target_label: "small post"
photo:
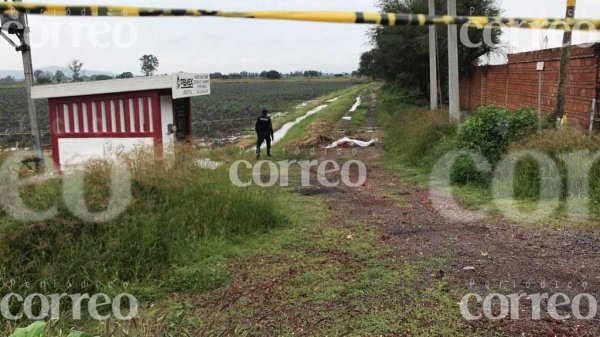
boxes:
[589,98,596,137]
[428,0,438,111]
[536,61,545,132]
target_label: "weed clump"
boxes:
[0,148,288,297]
[457,106,537,164]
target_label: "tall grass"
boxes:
[0,147,288,299]
[379,83,600,218]
[511,127,600,214]
[378,86,456,172]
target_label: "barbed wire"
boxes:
[0,2,599,30]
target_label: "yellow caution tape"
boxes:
[0,2,596,31]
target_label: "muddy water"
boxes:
[271,104,328,144]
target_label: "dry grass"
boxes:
[511,126,600,153]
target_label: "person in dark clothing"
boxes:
[255,109,274,159]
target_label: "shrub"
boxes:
[450,155,490,186]
[508,107,538,141]
[458,106,536,164]
[458,106,510,163]
[512,156,542,201]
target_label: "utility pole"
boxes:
[428,0,438,110]
[1,0,44,168]
[554,0,577,128]
[447,0,460,122]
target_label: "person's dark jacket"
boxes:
[255,115,274,138]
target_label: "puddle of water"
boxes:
[349,96,361,112]
[196,158,223,170]
[296,100,317,109]
[271,104,328,144]
[252,104,329,151]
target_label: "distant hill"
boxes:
[0,69,23,79]
[0,66,117,79]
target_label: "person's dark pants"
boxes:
[256,135,272,156]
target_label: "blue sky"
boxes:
[1,0,600,74]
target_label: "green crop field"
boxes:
[0,86,50,147]
[192,79,362,137]
[0,78,362,147]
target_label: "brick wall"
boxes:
[460,43,599,128]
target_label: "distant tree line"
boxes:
[211,70,284,80]
[29,54,356,85]
[32,67,130,84]
[32,54,158,84]
[209,72,261,80]
[0,76,16,84]
[209,70,353,80]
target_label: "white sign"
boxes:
[172,73,210,99]
[536,61,545,71]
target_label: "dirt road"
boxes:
[305,89,600,335]
[192,89,600,336]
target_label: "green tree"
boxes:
[68,59,84,82]
[54,70,66,83]
[116,71,134,79]
[140,54,159,76]
[91,74,113,81]
[210,72,224,79]
[361,0,502,96]
[260,70,281,80]
[34,70,53,84]
[0,76,15,83]
[357,49,378,77]
[40,71,53,84]
[33,69,44,82]
[303,70,322,77]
